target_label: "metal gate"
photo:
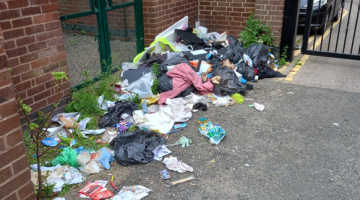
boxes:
[58,0,144,86]
[301,0,360,60]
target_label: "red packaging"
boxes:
[90,190,114,200]
[79,183,104,197]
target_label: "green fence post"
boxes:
[96,0,112,73]
[134,0,145,54]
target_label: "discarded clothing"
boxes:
[110,130,166,166]
[98,101,138,128]
[157,73,197,98]
[163,156,193,173]
[138,54,167,68]
[158,64,214,104]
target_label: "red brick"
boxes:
[11,63,30,76]
[6,129,24,149]
[0,70,12,86]
[39,47,57,58]
[31,57,49,69]
[16,35,36,47]
[60,80,70,91]
[0,2,7,10]
[0,9,21,20]
[3,193,17,200]
[20,52,39,63]
[52,28,62,37]
[30,0,49,5]
[28,41,47,52]
[51,12,60,20]
[36,31,54,41]
[27,83,44,96]
[0,115,20,137]
[12,75,21,85]
[0,55,8,71]
[0,100,18,119]
[25,24,44,35]
[29,99,47,112]
[34,88,50,101]
[18,181,34,199]
[47,36,63,47]
[42,62,58,73]
[21,68,39,80]
[12,17,33,28]
[57,44,65,53]
[44,20,61,31]
[12,155,29,175]
[33,13,52,24]
[7,58,19,68]
[0,167,12,185]
[23,193,36,200]
[15,80,32,92]
[22,96,33,105]
[50,52,66,63]
[21,6,41,16]
[8,0,29,9]
[0,164,30,195]
[41,3,59,13]
[3,28,25,40]
[0,138,5,151]
[4,40,16,50]
[44,79,55,88]
[6,47,28,58]
[0,21,12,31]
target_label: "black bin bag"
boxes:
[109,130,166,166]
[236,62,256,81]
[211,66,246,96]
[98,101,138,128]
[158,56,192,74]
[157,73,197,97]
[243,44,271,67]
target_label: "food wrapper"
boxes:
[198,121,226,145]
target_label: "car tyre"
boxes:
[333,7,341,21]
[318,13,329,35]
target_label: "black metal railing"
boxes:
[301,0,360,60]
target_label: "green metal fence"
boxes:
[59,0,144,87]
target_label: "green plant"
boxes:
[279,45,288,66]
[151,78,159,94]
[70,41,77,45]
[81,30,86,35]
[239,12,277,48]
[152,62,160,76]
[14,72,68,200]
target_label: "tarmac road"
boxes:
[63,79,360,200]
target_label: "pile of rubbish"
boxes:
[32,16,286,200]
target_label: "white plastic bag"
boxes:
[126,71,155,99]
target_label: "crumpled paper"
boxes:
[163,156,193,173]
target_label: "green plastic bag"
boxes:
[51,147,78,167]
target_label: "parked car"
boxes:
[298,0,344,34]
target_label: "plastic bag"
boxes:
[236,62,256,81]
[51,147,78,167]
[243,43,272,67]
[126,71,155,99]
[109,130,166,166]
[121,62,138,77]
[212,96,235,107]
[211,66,246,96]
[76,152,91,167]
[158,56,192,73]
[98,101,138,128]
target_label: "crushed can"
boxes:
[160,170,170,180]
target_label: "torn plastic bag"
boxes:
[122,68,153,84]
[211,66,246,96]
[157,73,197,97]
[109,130,166,166]
[137,106,175,134]
[126,71,156,99]
[243,43,272,67]
[98,101,138,128]
[159,56,192,73]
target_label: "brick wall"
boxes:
[142,0,199,46]
[0,0,71,126]
[199,0,255,38]
[254,0,285,44]
[0,18,36,200]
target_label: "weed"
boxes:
[279,45,288,66]
[296,62,302,66]
[152,62,160,76]
[70,41,77,45]
[80,30,86,35]
[296,38,303,44]
[151,78,159,94]
[239,12,277,48]
[58,184,73,197]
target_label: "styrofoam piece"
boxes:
[155,16,188,43]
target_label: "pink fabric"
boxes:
[158,63,214,104]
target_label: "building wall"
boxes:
[0,0,71,126]
[0,12,36,200]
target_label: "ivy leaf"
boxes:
[30,123,39,130]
